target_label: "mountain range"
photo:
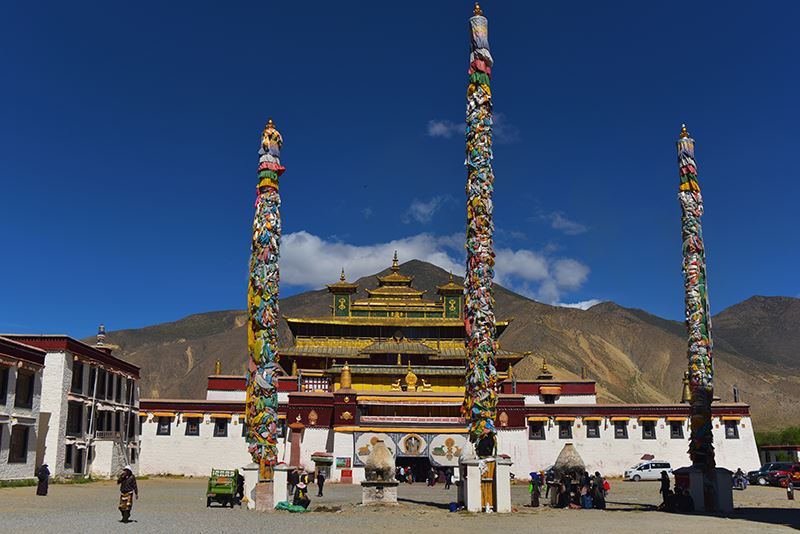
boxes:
[89,260,800,431]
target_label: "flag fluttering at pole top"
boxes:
[246,118,285,480]
[462,2,498,455]
[676,124,717,493]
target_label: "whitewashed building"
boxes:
[5,333,141,479]
[139,364,761,481]
[0,337,45,481]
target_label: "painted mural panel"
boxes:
[353,432,395,466]
[429,434,467,467]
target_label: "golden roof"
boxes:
[326,268,358,292]
[376,251,413,285]
[436,272,464,294]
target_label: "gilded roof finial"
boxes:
[542,355,548,373]
[449,271,454,283]
[340,361,352,390]
[340,267,346,281]
[214,359,222,375]
[391,250,399,271]
[474,2,483,16]
[679,123,690,139]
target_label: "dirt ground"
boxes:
[0,477,797,533]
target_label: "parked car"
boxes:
[747,462,795,486]
[768,463,800,487]
[624,461,672,481]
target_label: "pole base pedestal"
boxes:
[459,456,513,513]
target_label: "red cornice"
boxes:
[523,403,751,417]
[141,399,245,413]
[3,335,140,377]
[207,376,246,391]
[0,337,46,367]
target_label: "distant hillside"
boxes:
[90,260,800,430]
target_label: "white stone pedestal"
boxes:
[241,463,259,510]
[673,465,733,513]
[459,456,513,513]
[241,463,292,511]
[361,481,399,505]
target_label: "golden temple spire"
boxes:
[681,371,692,403]
[391,251,399,272]
[507,363,514,379]
[340,267,346,281]
[340,361,352,389]
[541,355,548,374]
[214,359,221,375]
[473,2,483,16]
[679,123,690,139]
[291,359,298,376]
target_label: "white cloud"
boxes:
[426,120,461,138]
[493,112,520,144]
[280,230,590,304]
[426,113,519,144]
[403,196,448,224]
[543,212,588,235]
[557,299,603,310]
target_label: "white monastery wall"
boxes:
[524,394,597,406]
[0,366,42,480]
[296,427,330,471]
[331,431,355,483]
[518,416,760,478]
[139,414,285,477]
[712,418,760,472]
[39,351,69,475]
[206,390,245,401]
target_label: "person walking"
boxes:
[288,469,299,497]
[660,471,671,506]
[36,464,50,496]
[316,470,325,497]
[529,472,541,507]
[591,471,606,510]
[444,467,453,490]
[545,469,555,499]
[116,465,139,523]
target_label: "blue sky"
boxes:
[1,1,798,338]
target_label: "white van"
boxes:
[624,461,673,481]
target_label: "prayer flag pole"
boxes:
[677,124,717,506]
[463,2,498,455]
[246,119,285,480]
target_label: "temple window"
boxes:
[96,370,106,400]
[14,369,35,409]
[614,421,628,439]
[558,421,573,439]
[642,421,656,440]
[724,421,739,439]
[213,418,228,437]
[528,422,546,440]
[669,422,684,439]
[585,421,600,438]
[71,361,84,394]
[185,419,200,436]
[0,366,8,405]
[65,444,73,469]
[8,425,29,463]
[156,417,171,436]
[66,401,83,436]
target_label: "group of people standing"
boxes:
[529,470,608,510]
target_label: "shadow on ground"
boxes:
[606,500,799,530]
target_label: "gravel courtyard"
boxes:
[1,477,797,533]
